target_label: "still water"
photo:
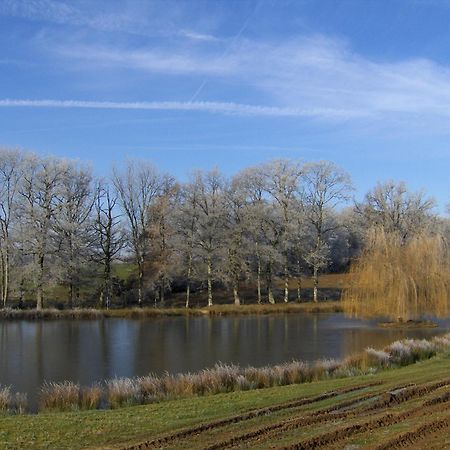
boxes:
[1,313,449,407]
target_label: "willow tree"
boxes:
[343,228,450,321]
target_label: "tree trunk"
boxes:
[233,278,240,306]
[69,281,74,309]
[36,254,44,310]
[186,282,191,309]
[256,243,262,304]
[160,279,165,306]
[185,252,192,308]
[313,265,319,303]
[207,254,213,306]
[297,259,301,302]
[137,257,144,306]
[1,239,9,307]
[284,263,289,303]
[267,261,275,304]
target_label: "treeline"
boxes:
[0,148,445,309]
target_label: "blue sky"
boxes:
[0,0,449,211]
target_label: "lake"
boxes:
[1,312,449,409]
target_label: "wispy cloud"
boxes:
[0,99,365,120]
[41,33,450,123]
[0,0,220,41]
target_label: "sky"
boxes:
[0,0,449,211]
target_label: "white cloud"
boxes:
[0,0,220,41]
[42,33,450,123]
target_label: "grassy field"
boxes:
[1,354,449,449]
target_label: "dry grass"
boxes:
[0,301,343,320]
[0,386,27,415]
[343,228,450,321]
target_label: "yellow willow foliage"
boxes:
[343,228,450,321]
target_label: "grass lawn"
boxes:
[1,354,449,449]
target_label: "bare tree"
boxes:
[356,180,435,241]
[191,169,226,306]
[303,161,353,302]
[93,181,125,308]
[262,160,303,302]
[113,160,164,306]
[235,166,268,304]
[19,155,68,309]
[176,181,200,308]
[223,176,250,305]
[0,148,23,307]
[146,176,178,306]
[54,162,94,308]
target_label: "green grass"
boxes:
[1,355,449,449]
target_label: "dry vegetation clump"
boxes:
[343,228,450,322]
[39,381,81,411]
[0,386,27,414]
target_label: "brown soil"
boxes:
[120,382,380,450]
[374,414,450,450]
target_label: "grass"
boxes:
[0,300,343,320]
[1,353,450,449]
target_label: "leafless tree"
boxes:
[113,160,164,305]
[54,162,94,307]
[356,180,436,241]
[19,155,69,309]
[303,161,353,302]
[93,181,126,308]
[0,148,23,306]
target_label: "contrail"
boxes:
[0,98,364,119]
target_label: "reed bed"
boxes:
[30,332,450,414]
[0,301,343,321]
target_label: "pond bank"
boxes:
[0,301,343,320]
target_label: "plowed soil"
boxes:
[120,377,450,450]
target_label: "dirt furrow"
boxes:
[374,414,450,450]
[279,389,450,450]
[202,389,388,450]
[201,382,435,450]
[120,382,381,450]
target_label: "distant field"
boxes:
[286,272,351,289]
[23,265,350,307]
[1,355,449,449]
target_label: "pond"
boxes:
[1,312,449,409]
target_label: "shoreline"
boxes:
[0,301,344,320]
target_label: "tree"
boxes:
[54,162,94,308]
[191,169,226,306]
[343,228,450,321]
[19,155,68,309]
[223,175,250,305]
[303,161,353,302]
[0,148,23,307]
[146,176,178,306]
[93,181,125,308]
[262,160,303,302]
[176,181,200,308]
[356,180,435,241]
[113,160,164,305]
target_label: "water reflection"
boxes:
[0,313,449,409]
